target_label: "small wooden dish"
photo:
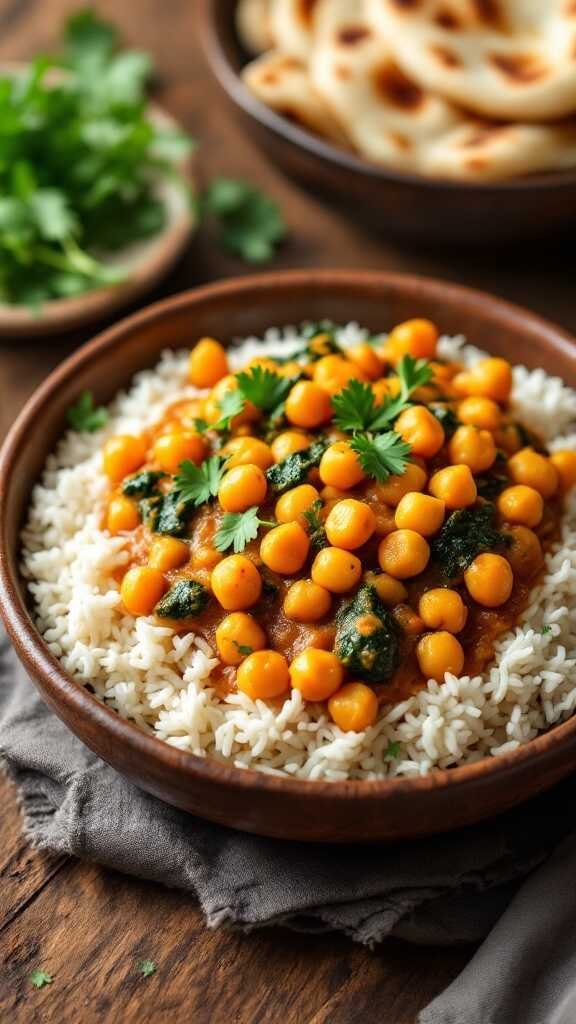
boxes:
[200,0,576,246]
[1,270,575,842]
[0,65,195,339]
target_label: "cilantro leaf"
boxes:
[384,740,401,761]
[214,507,275,554]
[203,178,286,264]
[172,457,227,507]
[332,357,433,434]
[30,970,53,989]
[137,959,157,978]
[350,432,411,484]
[302,500,327,550]
[66,390,108,432]
[212,390,245,432]
[540,625,552,636]
[236,366,292,414]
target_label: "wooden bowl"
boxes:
[0,65,195,339]
[1,270,575,843]
[200,0,576,246]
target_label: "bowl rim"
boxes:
[2,268,576,805]
[200,0,576,195]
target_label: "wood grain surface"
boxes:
[1,0,574,1020]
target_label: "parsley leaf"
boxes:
[212,390,245,433]
[350,432,411,484]
[30,970,53,989]
[172,457,227,507]
[137,959,157,978]
[214,507,275,554]
[236,366,293,413]
[203,178,286,263]
[66,390,108,432]
[332,357,433,434]
[384,740,401,761]
[302,500,327,550]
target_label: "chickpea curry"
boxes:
[102,320,576,734]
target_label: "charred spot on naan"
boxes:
[430,44,462,69]
[458,123,510,148]
[373,62,425,110]
[490,52,549,85]
[337,25,372,46]
[470,0,507,31]
[298,0,319,25]
[434,8,462,31]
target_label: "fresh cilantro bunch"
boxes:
[331,356,432,483]
[0,9,193,309]
[202,178,286,263]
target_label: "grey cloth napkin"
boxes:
[2,627,576,1023]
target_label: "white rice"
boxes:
[20,324,576,780]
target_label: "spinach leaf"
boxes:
[155,580,208,619]
[431,503,510,579]
[122,470,165,498]
[266,441,326,495]
[335,585,401,684]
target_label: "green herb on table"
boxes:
[172,457,227,507]
[66,390,109,432]
[0,9,194,310]
[30,969,54,989]
[137,959,157,978]
[302,500,327,550]
[350,432,411,484]
[202,178,286,264]
[214,507,275,554]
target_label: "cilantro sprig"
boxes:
[214,507,275,554]
[66,390,109,432]
[172,457,227,507]
[203,178,286,263]
[30,969,54,989]
[236,366,293,414]
[212,390,245,433]
[137,959,157,978]
[332,356,433,433]
[350,432,411,484]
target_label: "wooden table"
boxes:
[1,2,574,1020]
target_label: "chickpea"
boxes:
[453,357,512,403]
[215,612,266,666]
[417,631,465,682]
[372,376,401,405]
[394,492,445,537]
[428,465,477,509]
[188,338,229,388]
[103,434,147,483]
[218,464,267,513]
[378,529,430,579]
[153,431,207,474]
[148,536,189,571]
[495,421,524,455]
[285,381,332,428]
[392,604,425,636]
[211,555,262,610]
[106,495,140,534]
[311,547,362,593]
[319,442,365,490]
[506,447,559,500]
[275,484,320,525]
[223,436,274,471]
[550,450,576,493]
[395,406,445,458]
[328,682,379,732]
[313,355,365,395]
[283,580,332,622]
[385,318,438,361]
[457,396,502,431]
[278,360,304,379]
[247,356,279,372]
[289,648,344,701]
[505,526,544,580]
[237,650,290,700]
[325,498,376,550]
[321,484,350,503]
[448,425,496,474]
[497,485,543,528]
[270,430,312,463]
[260,522,310,575]
[419,589,468,633]
[371,461,427,507]
[192,544,223,570]
[347,343,383,380]
[464,553,513,608]
[120,567,167,616]
[363,570,408,606]
[372,505,397,538]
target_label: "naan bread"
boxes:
[367,0,576,122]
[269,0,321,60]
[236,0,273,55]
[308,0,576,179]
[242,50,351,145]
